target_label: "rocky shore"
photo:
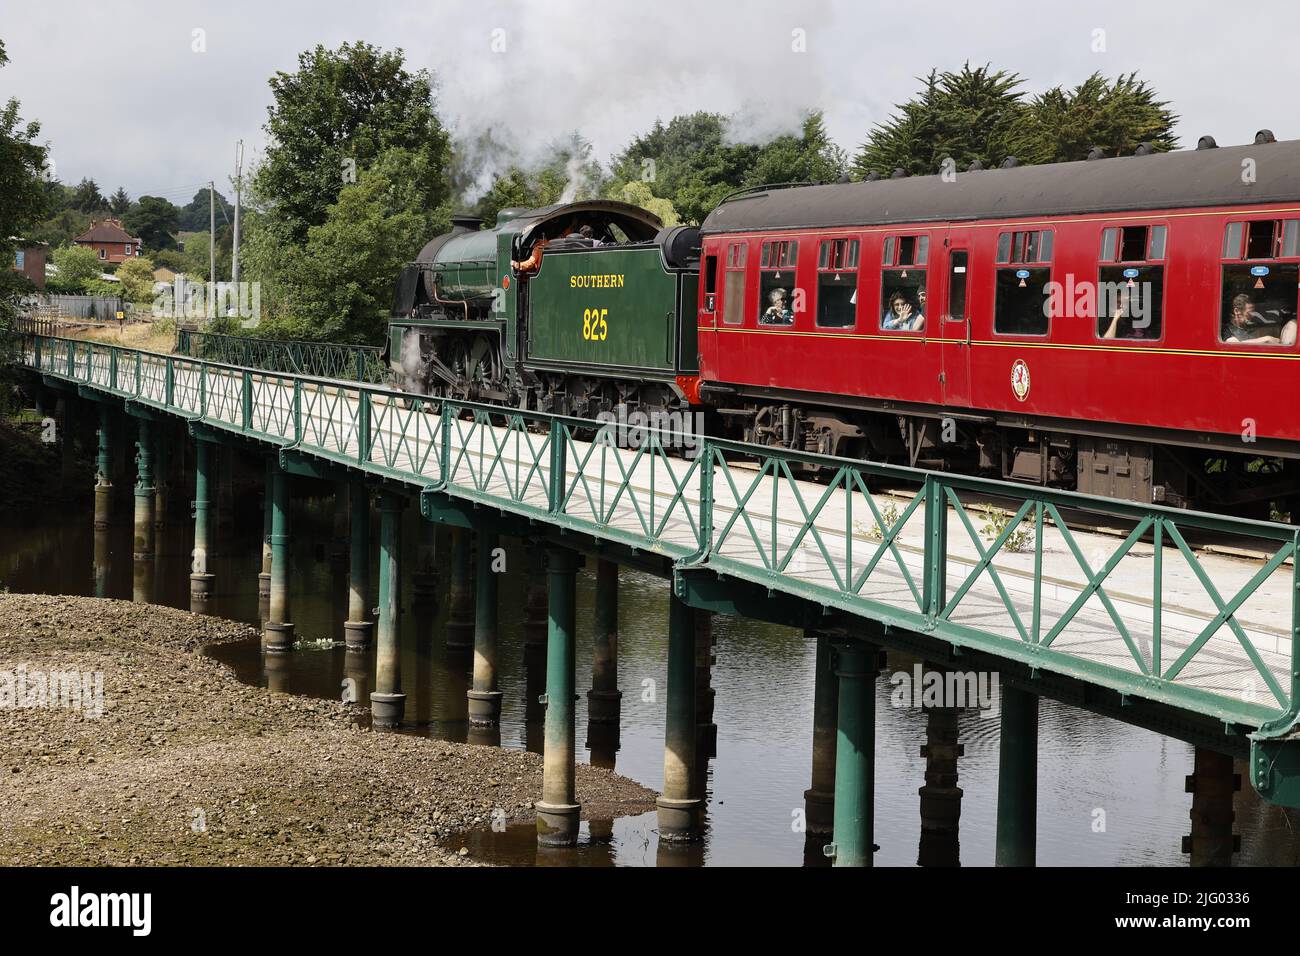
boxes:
[0,594,657,865]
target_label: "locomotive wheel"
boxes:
[466,335,501,395]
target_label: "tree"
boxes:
[744,111,848,188]
[123,195,179,251]
[1013,72,1178,163]
[853,64,1028,178]
[108,186,131,216]
[471,132,604,226]
[116,256,156,303]
[0,37,49,262]
[176,187,230,232]
[50,244,101,293]
[254,42,451,245]
[70,177,107,214]
[248,146,445,343]
[610,180,679,227]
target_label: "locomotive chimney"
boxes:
[450,213,484,233]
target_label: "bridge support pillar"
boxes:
[803,629,838,845]
[370,491,406,728]
[657,591,704,842]
[131,418,155,604]
[263,461,295,652]
[343,480,373,652]
[446,527,474,648]
[825,641,879,867]
[468,530,503,725]
[995,684,1038,867]
[93,403,113,531]
[587,559,622,725]
[918,699,964,867]
[695,609,717,764]
[189,439,216,609]
[257,457,273,618]
[1184,748,1239,866]
[537,546,581,846]
[412,518,439,611]
[523,546,549,648]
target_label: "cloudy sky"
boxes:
[2,0,1296,205]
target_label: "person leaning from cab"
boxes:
[882,290,925,331]
[511,235,548,274]
[761,288,794,325]
[1223,292,1297,345]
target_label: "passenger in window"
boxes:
[882,291,925,331]
[1223,293,1284,344]
[761,288,794,325]
[1101,287,1149,339]
[1281,319,1298,346]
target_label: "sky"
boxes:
[2,0,1297,206]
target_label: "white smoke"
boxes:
[558,153,587,204]
[397,328,427,392]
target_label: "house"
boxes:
[152,265,177,284]
[72,219,143,265]
[11,238,48,289]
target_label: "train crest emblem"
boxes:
[1010,359,1031,401]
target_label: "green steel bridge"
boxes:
[15,331,1300,866]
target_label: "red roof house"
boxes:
[72,219,143,265]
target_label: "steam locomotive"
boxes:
[390,134,1300,517]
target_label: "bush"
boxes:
[116,256,156,303]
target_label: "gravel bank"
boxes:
[0,594,657,865]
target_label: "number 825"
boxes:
[582,308,609,341]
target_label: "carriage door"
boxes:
[939,230,973,409]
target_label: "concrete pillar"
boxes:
[131,418,155,604]
[536,546,580,846]
[658,591,703,842]
[189,439,216,609]
[93,403,113,531]
[523,544,549,648]
[343,479,372,652]
[257,457,273,618]
[370,491,406,728]
[263,461,295,652]
[468,529,503,726]
[588,558,622,724]
[446,527,474,647]
[93,525,111,600]
[918,698,964,867]
[804,629,838,839]
[1184,748,1239,866]
[995,684,1038,867]
[826,641,878,867]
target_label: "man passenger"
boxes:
[1223,293,1283,344]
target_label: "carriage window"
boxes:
[722,242,746,326]
[1220,220,1298,346]
[947,252,968,321]
[880,234,928,332]
[758,240,798,326]
[994,230,1053,335]
[1097,224,1166,340]
[816,238,858,328]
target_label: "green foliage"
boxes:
[50,244,101,291]
[609,181,679,227]
[70,177,107,214]
[605,110,844,225]
[1012,72,1179,164]
[123,195,179,251]
[254,41,450,245]
[248,146,446,343]
[116,256,156,303]
[974,504,1035,553]
[176,188,231,233]
[854,63,1179,178]
[0,43,49,264]
[865,500,902,541]
[854,64,1029,178]
[108,186,131,216]
[470,132,602,226]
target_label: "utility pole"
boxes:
[232,140,244,286]
[208,180,215,289]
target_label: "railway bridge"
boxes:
[12,328,1300,866]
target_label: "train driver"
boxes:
[882,290,925,331]
[761,288,794,325]
[511,236,548,275]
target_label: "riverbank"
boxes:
[0,594,657,865]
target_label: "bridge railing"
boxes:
[20,333,1300,735]
[174,329,391,385]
